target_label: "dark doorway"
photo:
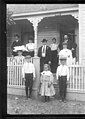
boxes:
[21,32,34,45]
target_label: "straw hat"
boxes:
[59,55,67,60]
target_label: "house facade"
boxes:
[7,4,85,101]
[7,4,79,60]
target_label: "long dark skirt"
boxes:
[51,50,58,73]
[58,76,67,101]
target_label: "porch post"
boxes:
[33,19,38,57]
[27,17,43,56]
[27,17,43,99]
[79,4,85,64]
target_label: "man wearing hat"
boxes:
[58,41,73,65]
[38,39,51,72]
[22,55,35,99]
[59,35,73,50]
[56,55,69,102]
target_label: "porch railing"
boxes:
[68,65,85,91]
[7,57,85,92]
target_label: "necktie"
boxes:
[43,45,45,53]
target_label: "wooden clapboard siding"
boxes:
[79,5,85,64]
[37,28,60,48]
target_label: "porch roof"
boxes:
[7,4,78,15]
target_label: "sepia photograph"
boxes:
[7,4,85,114]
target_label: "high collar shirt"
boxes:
[50,43,58,51]
[22,62,35,78]
[56,65,69,81]
[26,43,35,51]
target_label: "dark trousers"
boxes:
[25,73,33,98]
[58,76,67,101]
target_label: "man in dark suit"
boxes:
[59,35,73,50]
[63,34,77,59]
[38,39,51,72]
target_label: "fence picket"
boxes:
[75,67,79,89]
[69,67,71,89]
[73,66,75,90]
[83,67,85,90]
[82,67,84,90]
[79,67,81,89]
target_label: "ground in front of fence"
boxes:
[7,94,85,114]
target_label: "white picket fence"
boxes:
[7,57,85,92]
[7,57,33,88]
[69,65,85,91]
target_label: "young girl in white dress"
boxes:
[40,64,55,102]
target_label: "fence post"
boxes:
[32,56,40,99]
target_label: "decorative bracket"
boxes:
[71,13,79,21]
[27,17,44,28]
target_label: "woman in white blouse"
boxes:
[26,38,35,57]
[50,38,59,73]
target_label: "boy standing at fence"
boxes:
[56,55,69,102]
[22,55,35,99]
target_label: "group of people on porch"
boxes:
[11,33,77,73]
[10,33,77,103]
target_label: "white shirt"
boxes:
[22,62,35,78]
[56,65,69,81]
[42,45,46,57]
[26,43,35,51]
[50,43,58,51]
[59,48,73,65]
